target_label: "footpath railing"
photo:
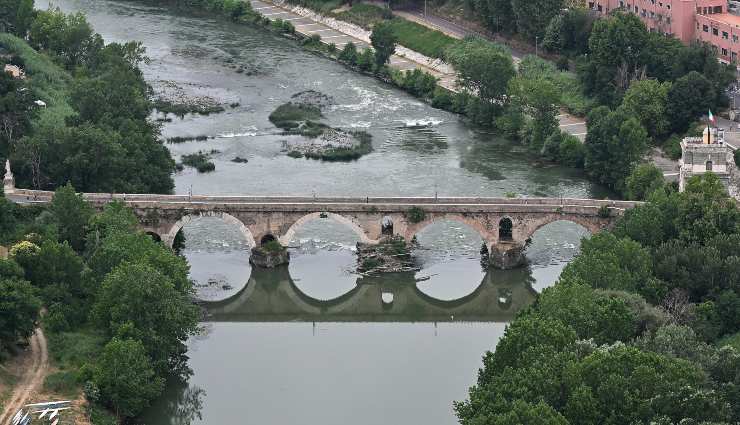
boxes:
[7,188,640,210]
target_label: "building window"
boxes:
[706,161,713,171]
[704,25,709,32]
[733,51,738,63]
[723,31,729,39]
[667,4,670,9]
[722,48,728,56]
[635,5,638,13]
[597,4,602,11]
[713,28,719,36]
[714,6,723,13]
[667,16,671,24]
[734,35,739,43]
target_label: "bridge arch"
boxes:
[405,213,494,243]
[519,214,607,243]
[163,211,256,249]
[279,212,374,245]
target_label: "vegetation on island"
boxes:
[270,100,373,161]
[0,184,200,421]
[180,150,217,173]
[0,4,177,193]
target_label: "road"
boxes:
[392,8,587,139]
[0,328,49,425]
[249,0,587,139]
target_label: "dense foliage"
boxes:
[0,184,199,419]
[457,174,740,424]
[1,6,175,193]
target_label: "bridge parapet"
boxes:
[6,187,642,270]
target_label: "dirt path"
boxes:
[0,328,49,425]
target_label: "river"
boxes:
[38,0,606,423]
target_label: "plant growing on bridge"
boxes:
[597,204,611,219]
[405,206,426,224]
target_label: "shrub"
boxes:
[357,48,375,72]
[282,20,295,34]
[598,205,610,218]
[431,87,453,110]
[662,135,682,160]
[734,149,740,167]
[327,43,337,54]
[181,151,216,173]
[261,240,286,253]
[558,134,585,168]
[406,206,426,223]
[338,42,358,65]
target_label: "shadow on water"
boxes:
[203,265,538,323]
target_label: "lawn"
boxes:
[385,18,460,59]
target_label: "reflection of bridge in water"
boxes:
[204,266,539,322]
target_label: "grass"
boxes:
[46,328,107,371]
[269,102,322,130]
[384,18,460,59]
[0,33,75,130]
[718,332,740,351]
[43,370,79,397]
[517,55,593,116]
[334,4,392,29]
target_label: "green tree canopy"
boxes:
[584,106,648,192]
[446,38,515,105]
[93,337,164,418]
[92,262,199,373]
[0,278,40,350]
[370,22,397,68]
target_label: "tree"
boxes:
[49,182,93,252]
[85,201,139,253]
[356,47,374,72]
[370,22,397,68]
[535,282,639,344]
[0,278,40,350]
[559,232,661,301]
[509,74,560,150]
[14,0,34,37]
[92,262,199,373]
[584,106,648,191]
[29,9,103,69]
[88,230,191,293]
[446,38,515,105]
[666,71,714,134]
[511,0,564,40]
[94,337,164,418]
[579,12,649,105]
[619,79,671,140]
[482,0,516,34]
[625,163,665,200]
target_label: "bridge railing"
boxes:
[7,188,639,209]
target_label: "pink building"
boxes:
[589,0,740,65]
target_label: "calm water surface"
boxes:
[40,1,602,423]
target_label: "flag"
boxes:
[709,109,715,124]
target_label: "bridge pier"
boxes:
[487,242,526,270]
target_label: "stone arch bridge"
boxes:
[7,188,639,269]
